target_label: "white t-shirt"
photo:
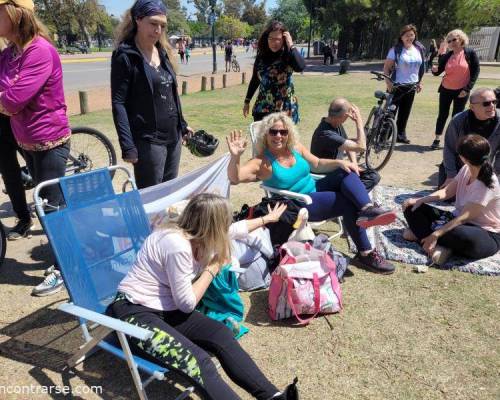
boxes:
[453,165,500,233]
[117,220,249,312]
[387,45,422,84]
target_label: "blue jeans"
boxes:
[305,170,372,251]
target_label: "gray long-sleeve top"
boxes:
[443,109,500,179]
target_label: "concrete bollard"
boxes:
[182,81,188,95]
[210,76,215,90]
[201,76,207,91]
[222,74,227,88]
[79,91,89,114]
[241,72,246,84]
[339,59,351,75]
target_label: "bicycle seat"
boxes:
[374,90,386,100]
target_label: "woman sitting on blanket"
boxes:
[107,193,299,400]
[227,112,397,274]
[403,134,500,264]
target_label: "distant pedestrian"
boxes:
[243,20,305,123]
[111,0,194,190]
[224,40,233,72]
[323,43,333,65]
[178,38,185,63]
[426,39,437,72]
[185,45,191,64]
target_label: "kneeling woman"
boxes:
[107,193,296,400]
[227,112,397,274]
[403,134,500,264]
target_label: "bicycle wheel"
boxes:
[67,127,117,175]
[232,62,240,72]
[0,221,6,267]
[365,116,397,171]
[358,106,377,164]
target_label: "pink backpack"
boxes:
[268,241,342,324]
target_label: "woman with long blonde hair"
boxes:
[107,193,300,399]
[111,0,194,189]
[0,0,70,296]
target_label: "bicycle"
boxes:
[362,71,417,171]
[21,126,117,189]
[231,54,240,72]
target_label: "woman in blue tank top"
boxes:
[227,112,397,274]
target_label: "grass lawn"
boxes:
[65,71,500,399]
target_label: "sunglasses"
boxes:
[268,128,289,136]
[447,38,458,43]
[471,99,497,107]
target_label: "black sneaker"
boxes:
[353,250,395,274]
[276,377,299,400]
[430,139,440,150]
[356,204,396,228]
[7,218,34,240]
[396,135,410,144]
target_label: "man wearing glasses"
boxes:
[439,87,499,188]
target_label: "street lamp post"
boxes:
[307,0,314,59]
[209,0,217,74]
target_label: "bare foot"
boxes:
[403,228,418,242]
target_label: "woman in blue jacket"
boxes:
[111,0,193,189]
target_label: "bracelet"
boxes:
[204,269,216,279]
[261,216,266,226]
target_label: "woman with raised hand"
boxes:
[112,0,193,189]
[228,112,398,274]
[403,134,500,265]
[243,20,305,123]
[383,24,426,144]
[430,29,480,150]
[107,193,298,400]
[0,0,71,296]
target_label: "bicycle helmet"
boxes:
[186,130,219,157]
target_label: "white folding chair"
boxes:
[248,121,344,240]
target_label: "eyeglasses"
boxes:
[471,100,497,107]
[447,38,458,43]
[268,128,289,136]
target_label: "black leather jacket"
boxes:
[111,41,188,160]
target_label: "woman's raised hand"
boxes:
[265,202,287,223]
[283,31,294,49]
[226,130,248,156]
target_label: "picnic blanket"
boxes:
[348,185,500,276]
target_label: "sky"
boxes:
[100,0,277,19]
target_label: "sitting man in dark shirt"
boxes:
[439,87,499,188]
[310,98,380,192]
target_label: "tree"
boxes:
[224,0,244,18]
[189,0,212,23]
[215,14,252,39]
[241,0,267,26]
[161,0,190,34]
[456,0,500,31]
[271,0,309,41]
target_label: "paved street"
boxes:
[62,48,256,92]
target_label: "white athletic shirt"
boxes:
[387,45,422,84]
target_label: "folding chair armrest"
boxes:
[260,184,313,205]
[59,303,153,341]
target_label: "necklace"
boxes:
[136,42,160,70]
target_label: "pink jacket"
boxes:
[0,37,70,149]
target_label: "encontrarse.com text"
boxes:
[0,385,103,396]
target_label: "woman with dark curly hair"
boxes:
[243,21,305,123]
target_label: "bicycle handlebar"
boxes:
[370,71,393,83]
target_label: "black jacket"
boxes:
[432,47,480,93]
[111,41,188,160]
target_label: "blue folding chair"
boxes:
[34,166,194,400]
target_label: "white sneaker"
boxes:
[44,265,56,276]
[32,271,65,297]
[431,245,453,266]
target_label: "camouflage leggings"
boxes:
[108,296,278,400]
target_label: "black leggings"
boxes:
[404,203,500,260]
[435,87,469,136]
[392,84,417,138]
[108,298,279,400]
[0,117,30,221]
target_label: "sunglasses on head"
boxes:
[472,99,497,107]
[268,128,289,136]
[447,38,458,43]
